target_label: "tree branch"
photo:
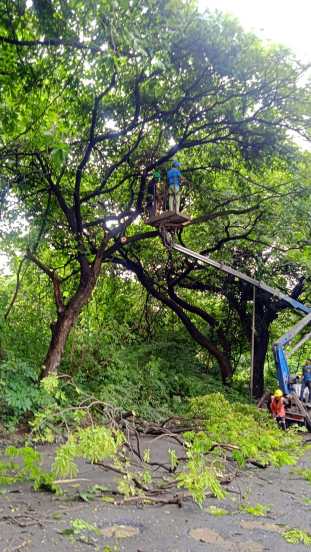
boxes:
[26,251,65,314]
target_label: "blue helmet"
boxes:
[172,160,181,167]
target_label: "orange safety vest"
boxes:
[271,397,286,418]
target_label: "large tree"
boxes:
[111,155,311,395]
[1,0,310,383]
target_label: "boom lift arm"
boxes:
[172,242,311,395]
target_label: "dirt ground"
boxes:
[0,435,311,552]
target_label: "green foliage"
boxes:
[29,375,92,442]
[240,503,271,516]
[78,484,109,503]
[61,518,101,544]
[177,431,225,506]
[53,426,124,478]
[0,446,59,493]
[0,0,310,407]
[0,355,41,423]
[71,313,214,420]
[296,468,311,484]
[117,475,139,498]
[0,3,310,520]
[177,463,225,507]
[282,528,311,545]
[168,448,178,471]
[143,448,151,463]
[68,518,101,536]
[207,505,230,516]
[188,393,300,468]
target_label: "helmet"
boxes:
[172,160,181,167]
[274,389,283,398]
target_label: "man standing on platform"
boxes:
[167,160,182,213]
[146,169,162,218]
[153,169,164,214]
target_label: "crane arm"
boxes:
[172,241,311,395]
[173,243,311,315]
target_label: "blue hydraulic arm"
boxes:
[273,312,311,394]
[172,242,311,394]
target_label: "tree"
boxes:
[1,0,310,380]
[111,156,311,395]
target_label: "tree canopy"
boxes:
[0,0,311,395]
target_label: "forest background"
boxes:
[0,0,311,431]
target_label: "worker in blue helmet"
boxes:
[167,160,182,213]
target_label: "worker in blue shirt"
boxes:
[300,360,311,402]
[167,160,182,213]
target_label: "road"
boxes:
[0,438,311,551]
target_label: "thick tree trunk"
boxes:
[42,280,97,378]
[252,330,270,398]
[42,308,79,377]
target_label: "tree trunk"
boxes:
[251,330,270,398]
[42,281,96,378]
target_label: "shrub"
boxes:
[0,355,41,425]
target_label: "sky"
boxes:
[198,0,311,63]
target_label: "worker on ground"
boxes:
[167,160,182,213]
[300,360,311,403]
[270,389,287,430]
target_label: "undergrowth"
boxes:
[0,333,250,428]
[0,376,304,508]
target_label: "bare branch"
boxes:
[26,251,65,314]
[4,256,27,320]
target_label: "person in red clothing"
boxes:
[270,389,286,430]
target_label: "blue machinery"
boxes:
[147,207,311,426]
[171,242,311,398]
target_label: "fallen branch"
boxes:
[115,492,198,507]
[93,461,151,493]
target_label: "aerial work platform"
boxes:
[147,211,191,230]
